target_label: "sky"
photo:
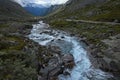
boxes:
[13,0,69,7]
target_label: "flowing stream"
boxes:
[28,21,112,80]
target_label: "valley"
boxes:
[0,0,120,80]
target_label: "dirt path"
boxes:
[66,19,120,25]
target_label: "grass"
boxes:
[48,0,120,22]
[0,21,38,80]
[49,20,120,49]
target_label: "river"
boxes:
[28,21,112,80]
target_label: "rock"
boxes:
[48,58,60,67]
[49,77,58,80]
[38,75,46,80]
[63,70,71,76]
[81,39,89,46]
[97,58,111,72]
[91,48,103,58]
[70,33,75,36]
[112,47,120,52]
[116,34,120,39]
[49,67,63,77]
[62,54,74,63]
[48,45,61,54]
[0,34,4,38]
[61,36,65,38]
[62,54,75,69]
[113,19,119,23]
[109,61,119,72]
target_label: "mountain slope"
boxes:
[0,0,32,20]
[24,4,62,16]
[24,6,49,16]
[48,0,120,79]
[49,0,120,22]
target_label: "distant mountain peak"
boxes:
[13,0,69,7]
[13,0,51,8]
[25,3,51,8]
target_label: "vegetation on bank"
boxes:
[48,18,120,76]
[49,20,120,48]
[0,22,38,80]
[0,0,120,79]
[0,20,62,80]
[48,0,120,22]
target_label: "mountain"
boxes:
[24,3,62,16]
[49,0,120,22]
[24,3,50,16]
[0,0,32,20]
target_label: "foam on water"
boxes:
[28,21,113,80]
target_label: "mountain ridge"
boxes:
[0,0,32,20]
[48,0,120,22]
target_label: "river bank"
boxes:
[0,19,119,80]
[0,20,45,79]
[48,19,120,79]
[28,21,114,80]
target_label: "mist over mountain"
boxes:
[13,0,69,7]
[12,0,68,16]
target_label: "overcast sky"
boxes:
[14,0,69,7]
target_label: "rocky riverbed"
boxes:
[28,21,113,80]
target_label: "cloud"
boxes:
[13,0,69,7]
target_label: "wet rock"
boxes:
[63,70,71,76]
[48,58,60,67]
[48,45,61,54]
[81,39,89,46]
[70,33,75,36]
[62,54,75,69]
[49,67,63,77]
[61,36,65,38]
[62,54,74,63]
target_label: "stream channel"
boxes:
[28,21,112,80]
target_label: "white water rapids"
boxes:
[28,21,112,80]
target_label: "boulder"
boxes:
[62,54,75,69]
[38,75,46,80]
[49,67,63,77]
[48,45,61,54]
[109,61,119,72]
[97,58,111,72]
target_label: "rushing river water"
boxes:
[28,21,112,80]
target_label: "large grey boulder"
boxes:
[62,54,75,69]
